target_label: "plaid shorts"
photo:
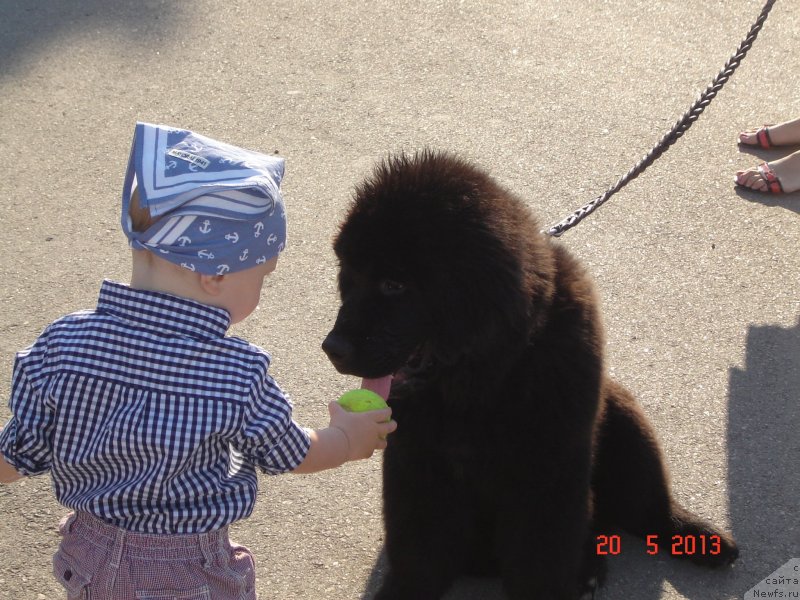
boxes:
[53,512,257,600]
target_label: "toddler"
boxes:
[0,122,396,599]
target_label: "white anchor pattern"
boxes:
[122,122,287,275]
[170,212,284,274]
[168,208,284,274]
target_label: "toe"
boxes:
[735,167,768,191]
[738,130,758,145]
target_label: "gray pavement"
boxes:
[0,1,797,599]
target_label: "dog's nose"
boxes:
[322,332,354,365]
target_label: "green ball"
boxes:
[337,389,389,414]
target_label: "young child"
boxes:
[0,122,396,599]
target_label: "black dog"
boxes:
[323,151,738,600]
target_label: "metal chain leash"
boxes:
[544,0,778,237]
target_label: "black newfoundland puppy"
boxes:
[323,151,738,600]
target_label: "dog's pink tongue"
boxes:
[361,375,393,401]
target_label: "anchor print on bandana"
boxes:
[121,122,288,275]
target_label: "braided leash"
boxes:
[544,0,778,237]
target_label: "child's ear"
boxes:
[199,274,226,296]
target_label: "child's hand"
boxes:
[328,401,397,461]
[292,403,398,474]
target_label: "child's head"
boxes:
[123,122,287,323]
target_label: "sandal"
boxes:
[738,125,774,149]
[735,162,785,194]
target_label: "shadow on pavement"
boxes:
[0,0,183,75]
[727,318,800,592]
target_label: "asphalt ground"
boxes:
[0,1,797,599]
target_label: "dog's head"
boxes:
[323,151,553,380]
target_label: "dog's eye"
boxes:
[380,279,406,296]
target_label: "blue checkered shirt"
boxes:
[0,280,311,534]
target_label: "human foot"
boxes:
[735,149,800,194]
[738,117,800,148]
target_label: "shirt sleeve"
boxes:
[230,365,311,475]
[0,337,55,476]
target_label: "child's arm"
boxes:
[0,430,23,483]
[292,401,396,474]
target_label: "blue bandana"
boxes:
[121,122,287,275]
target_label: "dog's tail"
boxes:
[653,501,739,567]
[592,379,738,568]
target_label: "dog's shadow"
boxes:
[362,550,518,599]
[359,544,669,599]
[359,319,800,599]
[360,550,510,600]
[359,543,724,599]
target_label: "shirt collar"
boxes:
[97,280,232,340]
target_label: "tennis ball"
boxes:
[337,389,389,414]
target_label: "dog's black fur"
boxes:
[323,151,738,600]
